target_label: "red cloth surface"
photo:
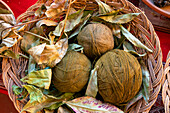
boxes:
[3,0,37,18]
[0,0,170,95]
[156,31,170,62]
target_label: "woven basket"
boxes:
[162,51,170,113]
[2,0,163,112]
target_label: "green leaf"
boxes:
[23,85,44,103]
[12,85,28,101]
[53,8,84,36]
[12,85,23,95]
[85,67,98,98]
[68,43,83,52]
[69,13,91,39]
[22,85,74,113]
[28,38,68,67]
[21,69,52,89]
[95,0,113,14]
[65,96,124,113]
[99,13,140,24]
[140,60,150,103]
[21,27,40,52]
[120,25,153,52]
[123,41,147,57]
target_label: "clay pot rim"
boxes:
[142,0,170,18]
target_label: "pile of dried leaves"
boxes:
[0,0,152,113]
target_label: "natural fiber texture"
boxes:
[2,0,163,112]
[162,51,170,113]
[95,49,142,106]
[77,23,114,59]
[52,51,91,92]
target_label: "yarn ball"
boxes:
[95,49,142,105]
[77,23,114,59]
[52,51,91,92]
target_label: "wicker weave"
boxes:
[2,0,163,112]
[162,51,170,113]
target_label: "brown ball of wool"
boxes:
[52,51,91,92]
[95,49,142,105]
[77,23,114,59]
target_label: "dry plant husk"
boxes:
[95,49,142,106]
[52,51,91,92]
[77,23,114,59]
[1,0,163,112]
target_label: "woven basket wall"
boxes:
[162,51,170,113]
[2,0,163,112]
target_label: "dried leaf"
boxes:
[46,103,63,110]
[0,7,11,14]
[0,46,9,54]
[69,13,91,39]
[99,13,140,24]
[58,106,72,113]
[0,21,12,38]
[140,60,150,103]
[22,85,73,113]
[123,41,147,57]
[68,43,83,52]
[95,0,113,14]
[21,27,40,52]
[3,50,19,59]
[66,96,124,113]
[0,13,15,24]
[15,24,27,32]
[35,5,46,17]
[1,37,17,47]
[53,8,84,36]
[112,24,121,38]
[85,67,98,98]
[36,20,58,28]
[28,55,36,73]
[21,69,52,89]
[49,32,55,45]
[120,25,153,52]
[45,2,65,17]
[125,91,143,111]
[44,109,55,113]
[28,38,68,67]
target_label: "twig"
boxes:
[24,31,50,42]
[56,0,72,43]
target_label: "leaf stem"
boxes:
[56,0,72,43]
[24,31,50,42]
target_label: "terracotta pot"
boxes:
[142,0,170,18]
